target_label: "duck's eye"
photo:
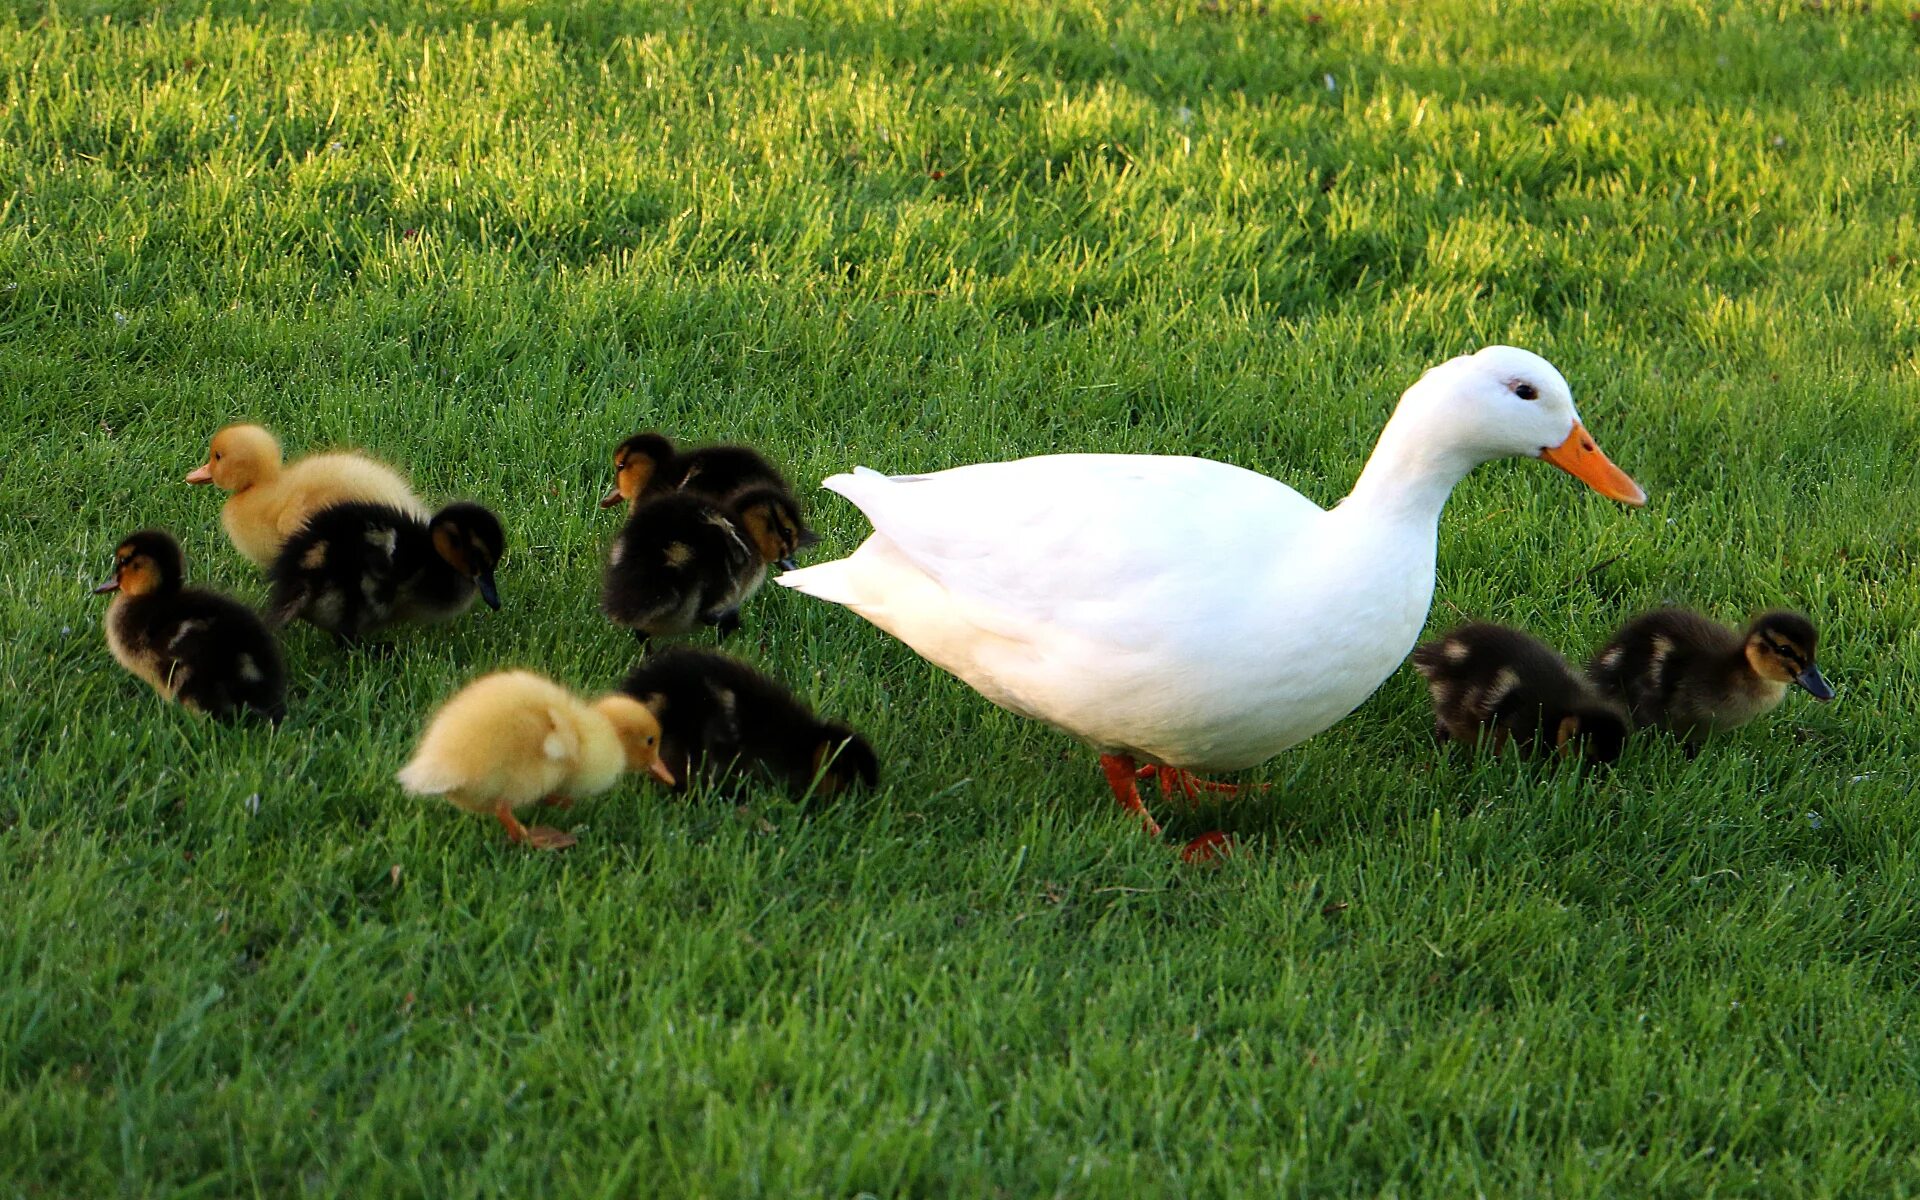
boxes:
[1514,383,1539,401]
[213,452,223,461]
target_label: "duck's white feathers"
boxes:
[779,347,1623,777]
[782,455,1429,770]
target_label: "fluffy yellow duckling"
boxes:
[186,424,426,567]
[396,670,676,850]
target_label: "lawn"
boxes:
[4,0,1920,1194]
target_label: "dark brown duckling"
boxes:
[1411,622,1627,764]
[1588,608,1832,745]
[618,647,878,800]
[92,530,286,722]
[597,431,794,509]
[267,501,506,644]
[601,484,813,642]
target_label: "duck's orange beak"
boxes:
[648,758,676,786]
[185,463,214,485]
[598,485,625,509]
[1540,423,1645,506]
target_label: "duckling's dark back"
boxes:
[171,589,288,722]
[1413,622,1623,762]
[602,493,756,635]
[1587,608,1738,723]
[619,648,877,798]
[670,444,792,505]
[268,502,431,639]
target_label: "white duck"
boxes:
[778,347,1645,836]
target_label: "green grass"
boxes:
[5,0,1920,1194]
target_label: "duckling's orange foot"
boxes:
[523,825,579,851]
[495,805,578,851]
[1135,764,1259,805]
[1100,753,1163,838]
[539,794,575,810]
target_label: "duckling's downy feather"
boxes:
[396,672,636,814]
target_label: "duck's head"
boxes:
[590,694,677,784]
[732,486,819,570]
[1744,611,1832,701]
[1399,347,1645,506]
[600,433,677,509]
[187,424,281,491]
[92,530,184,598]
[429,502,507,610]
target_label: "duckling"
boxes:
[601,485,813,641]
[1411,623,1628,764]
[396,670,677,850]
[187,424,426,567]
[598,431,795,509]
[267,501,506,643]
[91,530,286,722]
[1588,608,1833,745]
[618,647,879,799]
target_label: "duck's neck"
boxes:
[1336,409,1485,530]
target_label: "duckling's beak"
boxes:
[1796,664,1834,701]
[598,485,625,509]
[648,758,676,786]
[1540,423,1646,507]
[775,556,799,572]
[185,463,214,485]
[475,572,502,611]
[90,576,120,595]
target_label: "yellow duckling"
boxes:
[186,424,426,567]
[396,670,676,850]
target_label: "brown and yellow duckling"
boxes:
[1411,622,1628,763]
[1588,608,1833,746]
[92,530,287,722]
[618,647,879,800]
[395,670,676,850]
[598,431,794,509]
[266,501,505,644]
[187,424,426,567]
[602,483,814,642]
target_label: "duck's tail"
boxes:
[776,557,864,606]
[778,468,888,606]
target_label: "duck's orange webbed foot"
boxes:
[495,803,579,851]
[1135,764,1261,804]
[1100,753,1162,838]
[539,794,575,810]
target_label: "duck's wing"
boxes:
[787,454,1323,635]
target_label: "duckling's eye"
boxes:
[213,452,223,461]
[1513,382,1539,401]
[646,735,656,746]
